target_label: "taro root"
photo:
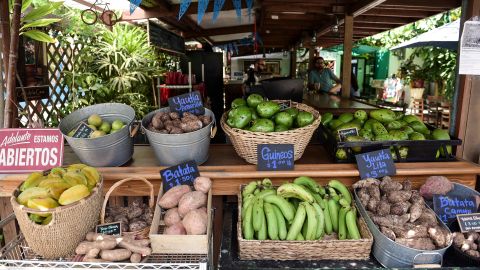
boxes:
[180,120,203,133]
[172,119,182,128]
[169,112,180,120]
[152,113,164,129]
[160,113,171,122]
[169,127,183,134]
[198,115,212,127]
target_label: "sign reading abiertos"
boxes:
[0,129,64,173]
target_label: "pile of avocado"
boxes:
[226,94,315,132]
[321,109,452,160]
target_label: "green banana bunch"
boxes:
[277,183,314,203]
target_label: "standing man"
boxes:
[308,57,342,94]
[243,58,266,96]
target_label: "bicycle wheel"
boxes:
[101,10,118,26]
[81,9,98,25]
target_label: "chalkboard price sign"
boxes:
[257,144,294,171]
[277,101,291,111]
[160,160,200,191]
[72,122,94,138]
[96,222,122,236]
[433,195,478,224]
[457,213,480,233]
[168,91,205,116]
[338,127,359,141]
[355,149,396,179]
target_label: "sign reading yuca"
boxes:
[0,129,64,173]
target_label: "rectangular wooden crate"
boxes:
[149,184,212,254]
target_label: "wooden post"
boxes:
[0,0,10,76]
[0,36,4,128]
[341,14,353,99]
[290,49,297,78]
[4,0,22,128]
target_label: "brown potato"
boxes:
[164,208,181,227]
[194,176,212,193]
[164,222,186,235]
[178,191,207,217]
[158,185,191,209]
[182,208,208,235]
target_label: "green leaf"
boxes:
[23,2,63,22]
[22,30,56,43]
[21,18,61,31]
[21,0,32,13]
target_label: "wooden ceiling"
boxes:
[123,0,461,52]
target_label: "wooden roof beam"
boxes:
[355,15,413,24]
[184,25,253,38]
[363,8,434,18]
[382,0,461,10]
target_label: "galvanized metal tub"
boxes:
[354,189,452,268]
[59,103,135,167]
[141,108,216,166]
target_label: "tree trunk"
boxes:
[0,0,10,76]
[4,0,22,128]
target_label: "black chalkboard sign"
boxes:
[148,21,185,54]
[457,213,480,233]
[338,127,359,141]
[277,101,291,111]
[96,222,122,236]
[72,122,94,138]
[355,149,396,179]
[160,160,200,192]
[257,144,294,171]
[168,91,205,116]
[433,195,478,224]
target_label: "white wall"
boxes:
[230,52,291,79]
[388,48,424,77]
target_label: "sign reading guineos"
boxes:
[257,144,294,171]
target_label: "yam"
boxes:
[118,240,152,256]
[160,113,171,122]
[387,190,412,203]
[357,188,371,208]
[169,112,180,120]
[172,119,182,128]
[180,120,203,133]
[402,180,412,191]
[164,222,187,235]
[419,176,453,199]
[380,226,396,241]
[178,191,207,217]
[158,185,191,209]
[409,201,424,223]
[380,176,403,192]
[414,208,437,227]
[169,127,183,134]
[390,201,411,215]
[367,185,381,201]
[129,220,148,232]
[152,114,164,130]
[182,208,208,235]
[85,248,100,258]
[142,208,154,225]
[352,178,380,189]
[83,258,107,263]
[193,176,212,193]
[372,214,410,228]
[377,197,391,216]
[130,253,142,263]
[127,205,143,220]
[198,115,212,127]
[367,199,379,213]
[164,208,182,226]
[100,249,132,262]
[428,226,451,248]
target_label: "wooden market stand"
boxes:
[1,144,480,267]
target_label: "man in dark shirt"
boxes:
[308,57,342,94]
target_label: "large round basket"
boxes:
[10,169,103,259]
[101,177,154,239]
[221,100,321,164]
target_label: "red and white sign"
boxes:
[0,129,64,173]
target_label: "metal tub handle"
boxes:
[413,252,443,268]
[130,121,141,137]
[210,121,217,139]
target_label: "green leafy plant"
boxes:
[9,0,63,43]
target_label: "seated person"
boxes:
[308,57,342,94]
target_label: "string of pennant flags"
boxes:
[214,33,263,55]
[179,0,254,24]
[129,0,142,14]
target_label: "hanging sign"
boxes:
[257,144,294,171]
[96,222,122,236]
[16,86,49,102]
[457,213,480,233]
[355,149,396,179]
[433,195,478,224]
[212,0,225,22]
[160,160,200,192]
[168,91,205,116]
[0,129,64,173]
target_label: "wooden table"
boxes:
[303,92,378,114]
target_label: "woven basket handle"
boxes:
[101,177,154,224]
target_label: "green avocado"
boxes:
[231,98,247,109]
[409,132,426,140]
[228,106,252,129]
[246,94,264,109]
[297,111,314,127]
[250,119,275,132]
[354,110,368,121]
[257,101,281,118]
[338,113,354,123]
[369,109,396,123]
[274,112,293,128]
[321,112,334,126]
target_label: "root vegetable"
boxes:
[164,208,182,226]
[453,232,466,247]
[118,240,152,256]
[127,206,143,220]
[409,202,424,223]
[142,208,154,225]
[367,199,378,213]
[122,239,151,247]
[165,222,187,235]
[419,176,454,199]
[395,238,436,250]
[178,191,207,217]
[180,120,203,133]
[402,180,412,191]
[100,249,132,262]
[380,177,403,192]
[172,119,182,128]
[387,190,412,203]
[83,258,107,262]
[194,176,212,194]
[466,232,480,241]
[85,248,100,258]
[367,185,381,201]
[390,201,411,215]
[381,226,396,241]
[152,114,164,130]
[164,120,173,128]
[377,198,391,216]
[466,250,480,258]
[357,188,371,208]
[129,220,148,232]
[414,208,437,227]
[352,178,380,189]
[160,113,171,122]
[182,208,208,235]
[392,225,428,239]
[130,253,142,263]
[461,240,477,251]
[114,215,129,225]
[169,112,180,120]
[427,226,451,248]
[86,232,117,242]
[198,115,212,127]
[75,239,117,254]
[159,185,192,209]
[372,214,410,228]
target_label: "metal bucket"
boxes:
[141,108,216,166]
[354,189,452,268]
[59,103,136,167]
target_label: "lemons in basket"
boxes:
[16,164,100,225]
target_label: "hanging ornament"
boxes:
[212,0,225,23]
[129,0,142,14]
[197,0,209,24]
[246,0,253,21]
[178,0,192,20]
[232,0,242,20]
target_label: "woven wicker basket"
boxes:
[101,177,154,239]
[237,186,373,261]
[221,100,321,164]
[10,169,103,259]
